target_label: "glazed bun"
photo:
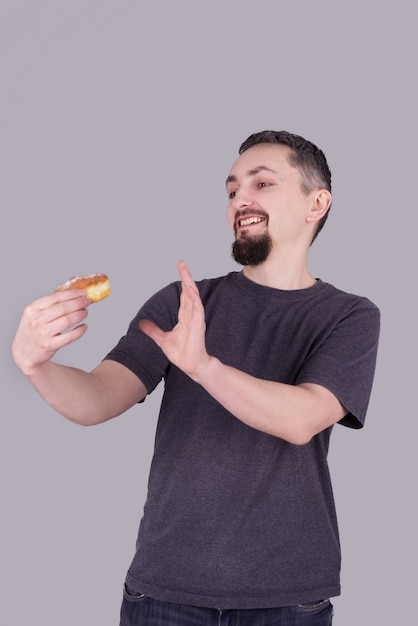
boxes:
[55,273,111,303]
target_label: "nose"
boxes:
[230,187,254,210]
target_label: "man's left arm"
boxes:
[139,261,347,445]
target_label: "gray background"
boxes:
[1,1,416,624]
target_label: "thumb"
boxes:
[138,319,165,347]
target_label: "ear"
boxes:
[305,189,332,224]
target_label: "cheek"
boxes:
[226,204,235,230]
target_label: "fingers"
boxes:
[13,290,92,374]
[47,321,89,351]
[137,261,208,378]
[139,261,201,347]
[178,260,204,312]
[178,259,199,293]
[30,289,90,318]
[24,290,89,328]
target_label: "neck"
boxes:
[242,250,316,290]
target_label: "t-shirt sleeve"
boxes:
[103,282,181,396]
[296,299,380,429]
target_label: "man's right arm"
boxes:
[12,289,147,425]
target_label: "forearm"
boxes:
[193,356,344,444]
[22,361,114,425]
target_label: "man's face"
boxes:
[226,144,314,265]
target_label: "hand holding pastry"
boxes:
[12,289,91,376]
[13,272,110,377]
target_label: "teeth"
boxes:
[239,216,265,226]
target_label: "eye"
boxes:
[257,181,270,189]
[228,190,237,199]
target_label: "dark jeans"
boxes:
[120,586,334,626]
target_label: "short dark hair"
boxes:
[239,130,332,243]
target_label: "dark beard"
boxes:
[231,231,273,266]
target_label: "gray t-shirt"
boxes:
[105,271,380,609]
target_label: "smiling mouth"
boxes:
[238,216,266,227]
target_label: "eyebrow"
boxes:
[225,165,277,186]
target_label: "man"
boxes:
[12,130,380,625]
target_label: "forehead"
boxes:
[227,143,297,181]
